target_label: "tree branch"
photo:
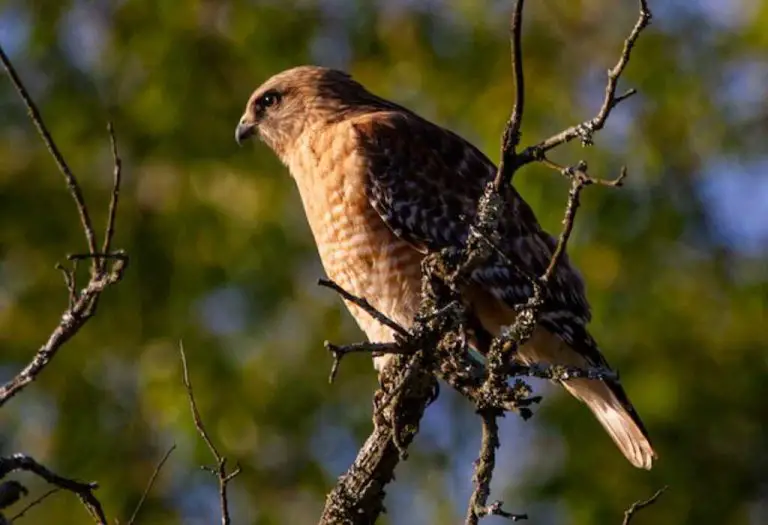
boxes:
[622,486,667,525]
[0,44,99,264]
[0,45,128,409]
[319,357,436,525]
[318,279,409,337]
[126,444,177,525]
[494,0,526,191]
[541,161,627,283]
[517,0,652,164]
[101,122,123,266]
[9,488,60,522]
[466,410,528,524]
[0,252,127,408]
[179,344,241,525]
[0,454,107,524]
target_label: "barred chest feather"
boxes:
[285,120,423,342]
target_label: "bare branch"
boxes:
[0,454,106,524]
[518,0,652,163]
[494,0,526,191]
[319,279,535,414]
[541,162,627,283]
[461,0,650,519]
[101,122,123,266]
[127,444,177,525]
[466,411,528,524]
[0,44,99,264]
[179,343,241,525]
[512,362,618,382]
[325,341,405,384]
[0,254,127,408]
[622,486,667,525]
[507,0,525,148]
[318,279,409,337]
[9,488,60,522]
[0,46,128,408]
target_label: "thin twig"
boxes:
[325,341,404,384]
[179,343,241,525]
[0,454,106,524]
[9,488,60,522]
[507,0,525,148]
[101,122,122,268]
[494,0,526,190]
[518,0,651,162]
[55,262,78,308]
[542,172,585,283]
[126,444,177,525]
[318,279,409,337]
[541,163,626,283]
[622,486,667,525]
[67,252,129,262]
[0,43,98,264]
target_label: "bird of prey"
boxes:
[235,65,655,469]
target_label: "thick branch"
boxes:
[319,359,436,525]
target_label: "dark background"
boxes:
[0,0,766,523]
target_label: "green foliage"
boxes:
[0,0,766,523]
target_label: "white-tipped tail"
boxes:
[516,326,656,470]
[561,378,656,470]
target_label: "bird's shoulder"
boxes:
[344,109,593,327]
[349,109,496,187]
[345,110,494,252]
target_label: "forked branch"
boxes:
[0,45,128,408]
[179,344,241,525]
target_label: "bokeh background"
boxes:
[0,0,766,523]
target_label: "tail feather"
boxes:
[516,326,657,470]
[561,378,656,470]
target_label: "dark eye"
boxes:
[258,90,281,110]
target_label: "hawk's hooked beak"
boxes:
[235,117,256,146]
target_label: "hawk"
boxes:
[235,66,655,469]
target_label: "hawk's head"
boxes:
[236,65,387,158]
